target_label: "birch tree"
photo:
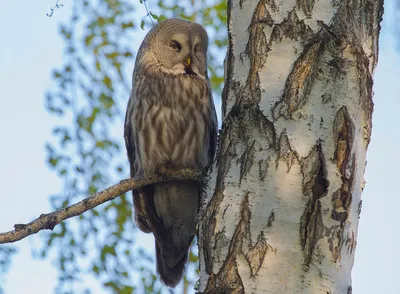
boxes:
[199,0,383,293]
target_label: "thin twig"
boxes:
[0,169,201,244]
[47,0,63,17]
[142,0,155,26]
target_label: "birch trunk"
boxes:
[198,0,383,293]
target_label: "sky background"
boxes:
[0,1,399,293]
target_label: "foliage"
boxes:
[42,0,226,293]
[0,246,16,294]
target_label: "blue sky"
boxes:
[0,1,399,293]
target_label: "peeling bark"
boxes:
[199,0,383,293]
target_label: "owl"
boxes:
[124,18,218,287]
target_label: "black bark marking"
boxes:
[276,131,299,172]
[202,191,226,275]
[201,125,233,275]
[321,93,332,104]
[357,200,362,219]
[299,143,329,269]
[335,0,383,58]
[325,224,340,257]
[226,105,276,159]
[238,140,256,184]
[270,9,313,43]
[356,48,374,147]
[239,0,273,108]
[258,157,270,182]
[267,210,275,227]
[345,231,356,256]
[225,0,277,151]
[203,193,251,293]
[222,205,230,219]
[296,0,315,18]
[265,0,277,11]
[221,0,235,118]
[214,228,230,265]
[332,1,382,147]
[245,231,269,277]
[216,117,238,169]
[203,192,272,292]
[330,106,356,262]
[333,106,354,175]
[273,36,325,119]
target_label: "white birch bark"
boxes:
[198,0,383,293]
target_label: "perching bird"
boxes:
[124,18,218,287]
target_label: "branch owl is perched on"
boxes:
[124,18,218,287]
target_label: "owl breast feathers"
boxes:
[123,18,217,288]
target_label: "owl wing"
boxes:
[124,90,153,233]
[123,93,136,179]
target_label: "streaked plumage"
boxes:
[124,18,217,287]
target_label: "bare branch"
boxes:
[141,0,155,25]
[46,0,63,17]
[0,169,201,244]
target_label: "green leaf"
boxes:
[105,52,119,60]
[53,71,62,78]
[92,265,100,276]
[95,60,101,71]
[123,51,133,58]
[120,285,134,294]
[99,93,115,109]
[103,281,116,289]
[85,34,95,46]
[102,75,112,90]
[88,185,97,194]
[49,157,58,167]
[157,15,168,22]
[121,21,134,30]
[149,12,158,20]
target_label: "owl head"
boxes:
[137,18,209,80]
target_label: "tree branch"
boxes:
[46,0,63,17]
[0,169,201,244]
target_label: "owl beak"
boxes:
[184,56,191,68]
[184,56,197,76]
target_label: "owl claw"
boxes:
[156,166,169,180]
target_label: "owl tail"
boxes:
[153,181,199,288]
[155,239,189,287]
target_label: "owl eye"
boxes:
[170,40,182,52]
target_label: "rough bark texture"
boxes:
[199,0,383,293]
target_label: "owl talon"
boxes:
[156,166,169,180]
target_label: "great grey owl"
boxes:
[124,18,218,287]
